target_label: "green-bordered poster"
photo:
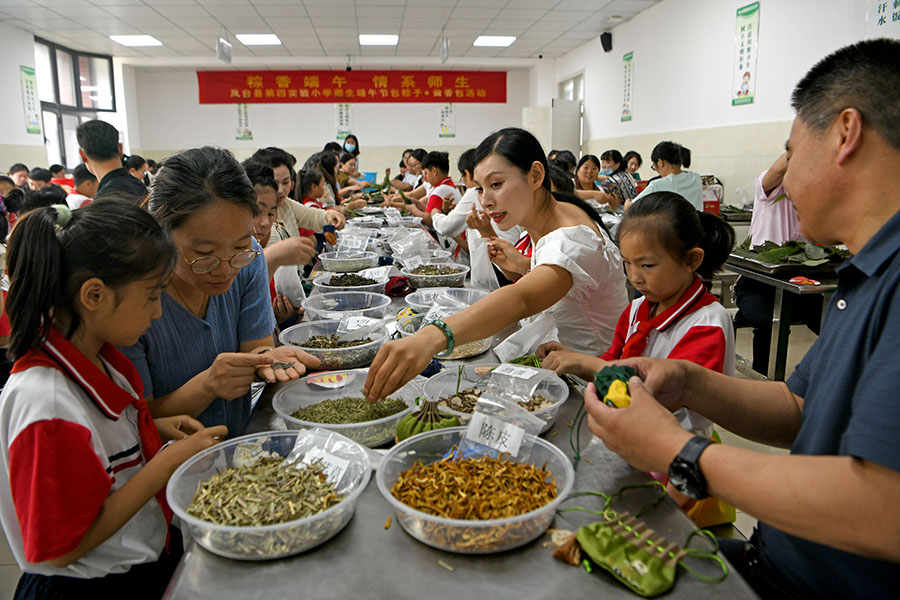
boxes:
[621,51,634,122]
[732,2,760,106]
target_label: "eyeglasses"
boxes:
[183,248,260,274]
[650,161,660,172]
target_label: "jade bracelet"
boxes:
[425,319,455,357]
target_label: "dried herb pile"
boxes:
[297,335,373,349]
[187,457,342,527]
[409,264,464,276]
[328,274,378,287]
[292,396,408,424]
[439,387,553,414]
[391,450,557,520]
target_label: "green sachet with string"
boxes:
[594,365,636,408]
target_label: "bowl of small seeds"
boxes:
[273,368,422,447]
[302,291,392,322]
[395,313,492,360]
[312,273,387,294]
[376,427,574,554]
[423,364,569,434]
[167,429,371,560]
[404,287,489,314]
[400,263,470,288]
[318,251,379,273]
[279,320,388,370]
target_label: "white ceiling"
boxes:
[0,0,661,64]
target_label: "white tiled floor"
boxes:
[0,323,820,592]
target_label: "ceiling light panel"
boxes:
[473,35,516,47]
[235,33,282,46]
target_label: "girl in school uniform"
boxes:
[0,201,227,599]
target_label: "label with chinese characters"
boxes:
[621,52,634,122]
[359,266,388,281]
[492,364,539,380]
[466,413,525,456]
[422,305,450,323]
[403,256,424,270]
[866,0,900,38]
[301,447,349,484]
[732,2,760,106]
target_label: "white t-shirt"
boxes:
[66,192,92,209]
[633,170,703,210]
[530,225,628,355]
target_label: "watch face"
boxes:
[669,459,707,500]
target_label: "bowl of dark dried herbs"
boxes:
[279,320,389,370]
[273,368,422,447]
[167,429,371,560]
[400,263,469,288]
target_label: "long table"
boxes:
[725,259,837,380]
[163,230,758,599]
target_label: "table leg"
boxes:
[767,288,792,381]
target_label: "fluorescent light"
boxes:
[359,34,398,46]
[236,33,282,46]
[109,35,162,47]
[473,35,516,47]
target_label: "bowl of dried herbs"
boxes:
[279,320,389,370]
[376,427,574,553]
[167,429,371,560]
[395,313,492,359]
[312,273,387,295]
[302,291,392,322]
[318,251,379,272]
[400,263,470,288]
[272,368,422,447]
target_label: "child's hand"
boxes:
[441,194,457,214]
[541,351,606,380]
[282,236,317,266]
[466,205,494,238]
[255,346,321,383]
[159,425,229,471]
[155,415,205,441]
[325,210,346,230]
[273,294,301,324]
[536,341,570,358]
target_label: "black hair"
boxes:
[554,150,577,173]
[124,154,146,172]
[548,165,575,193]
[623,150,643,169]
[73,163,97,187]
[8,163,28,176]
[618,191,734,279]
[651,141,691,168]
[146,158,157,172]
[0,175,14,187]
[457,148,477,177]
[250,147,297,171]
[574,155,600,190]
[0,199,7,242]
[241,160,278,194]
[398,159,406,169]
[28,167,51,183]
[4,189,25,215]
[339,152,356,165]
[474,128,608,234]
[149,146,258,232]
[303,151,338,199]
[409,148,427,164]
[323,142,342,154]
[548,150,560,160]
[76,120,120,161]
[7,199,176,362]
[299,168,324,199]
[791,38,900,150]
[22,185,67,213]
[600,150,626,174]
[342,134,360,157]
[422,151,450,174]
[49,164,65,176]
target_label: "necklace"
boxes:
[169,279,209,318]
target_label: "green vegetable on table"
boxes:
[735,238,850,267]
[395,397,460,442]
[510,355,542,368]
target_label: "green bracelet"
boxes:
[425,319,455,357]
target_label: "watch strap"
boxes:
[677,435,714,464]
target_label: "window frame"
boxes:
[35,37,116,113]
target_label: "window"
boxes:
[33,38,114,168]
[558,73,585,151]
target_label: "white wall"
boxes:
[0,22,46,170]
[132,68,530,173]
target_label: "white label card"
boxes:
[302,447,349,483]
[465,413,525,457]
[492,364,540,380]
[417,289,447,304]
[404,256,424,270]
[339,237,364,249]
[359,266,388,281]
[422,305,450,324]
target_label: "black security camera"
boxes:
[346,66,352,72]
[538,54,543,59]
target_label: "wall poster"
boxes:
[732,2,760,106]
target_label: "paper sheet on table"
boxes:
[494,312,558,363]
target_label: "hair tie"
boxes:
[52,204,72,228]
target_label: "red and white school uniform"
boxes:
[601,275,735,435]
[423,177,461,214]
[0,327,170,579]
[302,196,324,209]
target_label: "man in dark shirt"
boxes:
[581,39,900,599]
[76,119,146,203]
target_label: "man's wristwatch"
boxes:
[667,436,715,500]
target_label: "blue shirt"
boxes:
[759,208,900,599]
[632,170,703,210]
[120,239,275,437]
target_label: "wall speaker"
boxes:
[600,31,612,53]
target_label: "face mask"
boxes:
[344,143,356,152]
[599,169,613,176]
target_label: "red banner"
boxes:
[197,70,506,104]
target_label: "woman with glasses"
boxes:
[121,146,319,437]
[626,141,703,211]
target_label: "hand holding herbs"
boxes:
[255,346,321,383]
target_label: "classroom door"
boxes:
[550,98,582,156]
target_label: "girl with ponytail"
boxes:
[628,141,704,210]
[0,200,225,597]
[364,127,629,400]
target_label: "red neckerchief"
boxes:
[621,275,718,359]
[515,232,533,258]
[302,196,323,209]
[436,177,454,188]
[11,327,173,531]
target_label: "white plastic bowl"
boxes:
[318,251,379,272]
[279,320,388,370]
[167,429,371,560]
[404,287,489,314]
[423,363,569,434]
[400,263,470,288]
[376,427,574,554]
[301,291,392,321]
[273,368,422,447]
[395,313,492,359]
